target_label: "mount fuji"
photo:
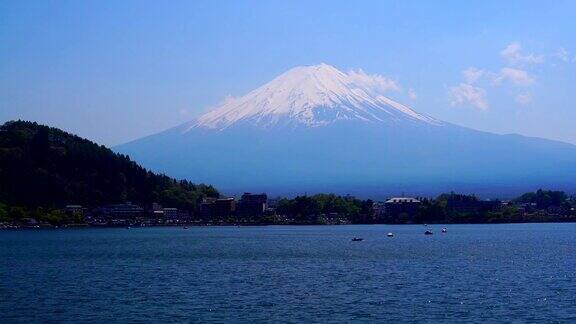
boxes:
[116,64,576,197]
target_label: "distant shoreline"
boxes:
[4,220,576,230]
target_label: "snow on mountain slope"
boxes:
[188,63,440,130]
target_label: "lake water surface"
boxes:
[1,224,576,322]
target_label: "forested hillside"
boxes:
[0,121,219,210]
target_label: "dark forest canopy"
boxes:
[276,194,375,224]
[514,189,569,209]
[0,120,219,210]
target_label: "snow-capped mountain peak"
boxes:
[117,64,576,196]
[189,63,440,130]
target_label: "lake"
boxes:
[1,224,576,322]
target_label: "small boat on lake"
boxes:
[387,232,394,237]
[424,230,433,235]
[442,228,447,233]
[183,226,189,229]
[351,237,364,242]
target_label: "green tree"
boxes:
[8,206,26,221]
[515,189,567,209]
[0,202,8,222]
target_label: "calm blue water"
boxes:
[1,224,576,322]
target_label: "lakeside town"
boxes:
[3,190,576,229]
[2,122,576,230]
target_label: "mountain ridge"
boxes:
[115,64,576,197]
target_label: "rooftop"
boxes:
[385,197,421,203]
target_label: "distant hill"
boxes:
[0,121,219,210]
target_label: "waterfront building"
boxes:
[384,197,421,218]
[214,198,235,218]
[200,197,217,219]
[237,193,267,217]
[163,208,178,219]
[95,202,144,224]
[200,197,236,220]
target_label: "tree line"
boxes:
[269,190,575,225]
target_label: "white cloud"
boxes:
[449,83,488,110]
[555,47,570,62]
[463,67,485,84]
[347,69,402,93]
[222,95,236,105]
[450,42,547,111]
[501,42,544,65]
[408,88,417,100]
[494,67,534,86]
[515,93,533,105]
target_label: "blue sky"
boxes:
[1,0,575,145]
